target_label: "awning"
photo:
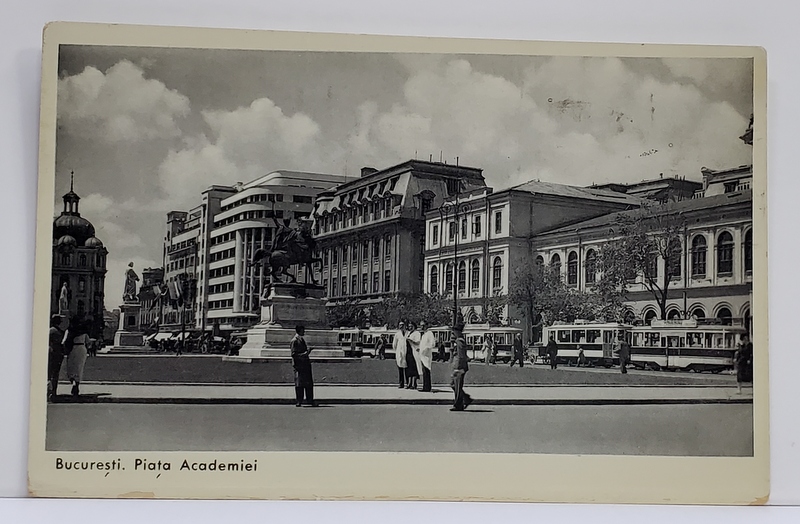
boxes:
[150,333,172,341]
[172,332,192,340]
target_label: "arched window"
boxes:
[79,254,87,267]
[667,309,681,320]
[458,261,467,292]
[644,310,657,326]
[567,251,578,285]
[78,277,86,293]
[471,260,480,291]
[430,266,439,294]
[691,235,707,277]
[550,254,561,275]
[717,232,734,275]
[535,255,544,266]
[691,307,705,320]
[717,307,732,326]
[60,253,70,266]
[744,229,753,273]
[623,310,636,324]
[492,257,503,290]
[445,263,454,294]
[585,249,597,284]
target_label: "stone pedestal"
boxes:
[110,302,145,350]
[238,283,344,360]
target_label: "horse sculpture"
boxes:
[248,217,322,285]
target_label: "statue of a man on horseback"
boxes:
[249,214,322,286]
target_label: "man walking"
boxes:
[290,325,316,407]
[617,333,631,374]
[546,334,559,369]
[375,334,386,360]
[450,322,473,411]
[509,333,525,368]
[417,321,435,392]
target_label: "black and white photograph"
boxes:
[27,22,768,503]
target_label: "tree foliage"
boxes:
[596,203,686,320]
[325,297,368,328]
[508,262,602,336]
[369,292,453,328]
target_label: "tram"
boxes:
[536,322,630,367]
[629,319,745,372]
[360,327,397,358]
[336,328,363,357]
[464,325,523,363]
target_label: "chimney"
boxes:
[360,167,378,178]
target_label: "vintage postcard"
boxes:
[28,22,768,503]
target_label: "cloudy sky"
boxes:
[54,46,753,305]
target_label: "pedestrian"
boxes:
[577,346,588,367]
[393,321,408,389]
[481,334,492,364]
[490,335,499,365]
[436,339,446,362]
[375,334,386,360]
[450,322,472,411]
[290,324,316,407]
[47,314,67,402]
[546,334,559,369]
[617,333,631,374]
[509,333,524,368]
[735,334,753,394]
[417,321,435,392]
[405,321,420,389]
[64,317,91,400]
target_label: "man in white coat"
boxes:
[417,321,436,392]
[393,321,407,389]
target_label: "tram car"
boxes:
[336,328,364,357]
[629,319,745,372]
[536,322,631,367]
[360,327,397,358]
[464,325,523,363]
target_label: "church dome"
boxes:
[56,234,77,247]
[84,236,104,248]
[53,214,96,246]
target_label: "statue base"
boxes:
[238,283,345,360]
[108,301,147,352]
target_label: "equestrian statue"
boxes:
[248,214,322,286]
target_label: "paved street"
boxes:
[46,402,753,456]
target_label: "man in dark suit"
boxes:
[509,333,525,368]
[617,333,631,374]
[546,334,559,369]
[290,325,316,407]
[450,322,473,411]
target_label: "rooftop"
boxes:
[506,179,644,206]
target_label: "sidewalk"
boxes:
[55,382,754,405]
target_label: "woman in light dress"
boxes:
[404,322,420,390]
[64,317,91,399]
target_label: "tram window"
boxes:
[603,331,614,344]
[705,333,714,348]
[645,332,660,346]
[688,333,703,347]
[724,333,736,348]
[680,337,685,347]
[558,330,571,343]
[587,330,601,343]
[571,330,586,343]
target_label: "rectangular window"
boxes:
[372,272,379,292]
[362,274,368,294]
[384,237,392,258]
[351,276,358,295]
[341,277,347,296]
[331,248,338,265]
[432,224,439,246]
[473,216,482,237]
[461,218,467,240]
[372,240,380,258]
[384,270,391,292]
[449,222,456,241]
[331,279,337,297]
[292,195,313,204]
[362,241,369,263]
[494,211,502,234]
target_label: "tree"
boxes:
[369,293,452,328]
[326,298,367,328]
[508,262,602,339]
[596,203,686,321]
[478,291,507,326]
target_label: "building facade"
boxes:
[423,180,642,333]
[161,171,352,334]
[312,160,486,311]
[51,178,108,337]
[137,267,164,333]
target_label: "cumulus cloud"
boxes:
[157,97,332,206]
[343,56,752,189]
[58,60,190,142]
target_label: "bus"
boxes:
[630,319,746,372]
[537,322,631,367]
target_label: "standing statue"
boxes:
[123,262,140,302]
[58,282,69,312]
[249,216,321,284]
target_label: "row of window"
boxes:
[209,265,235,279]
[209,299,234,310]
[429,257,504,294]
[210,232,236,246]
[209,248,235,263]
[430,210,504,246]
[322,236,392,267]
[214,209,285,228]
[220,192,284,213]
[167,238,196,254]
[57,253,106,268]
[167,255,195,273]
[208,282,235,295]
[325,270,392,297]
[315,195,400,234]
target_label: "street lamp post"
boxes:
[438,189,472,327]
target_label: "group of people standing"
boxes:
[392,321,435,392]
[48,314,93,402]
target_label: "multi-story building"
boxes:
[423,180,642,332]
[137,267,164,332]
[162,170,351,334]
[312,160,486,309]
[532,189,753,332]
[51,177,108,338]
[590,175,702,204]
